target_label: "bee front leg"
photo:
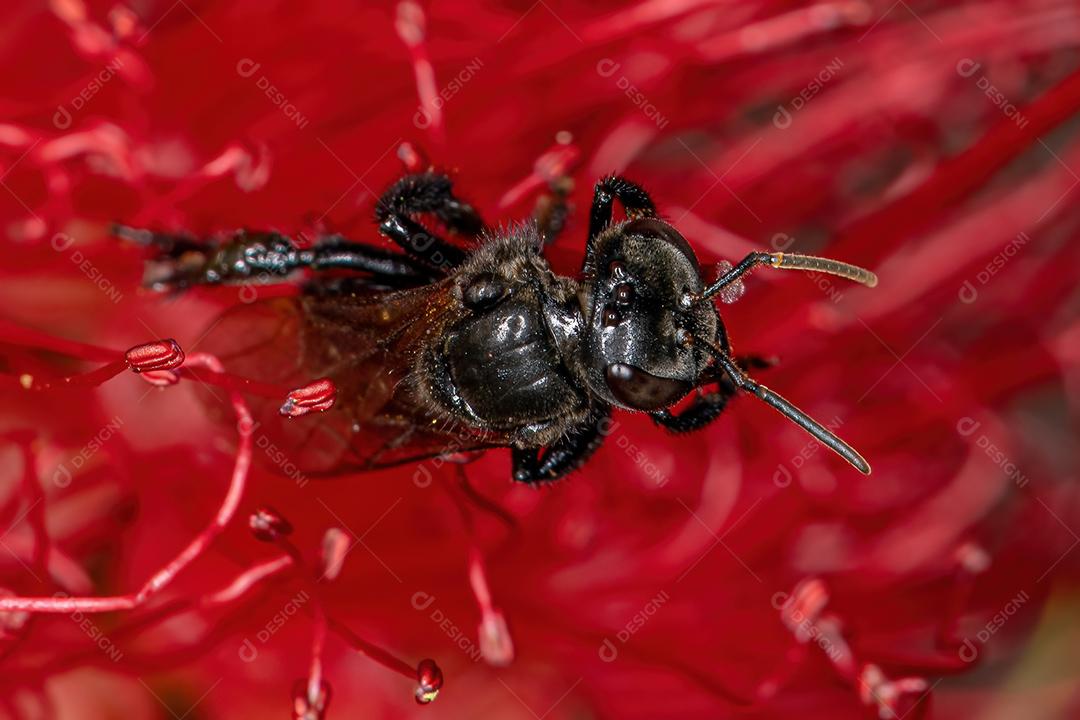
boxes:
[650,355,775,433]
[583,175,658,275]
[650,383,736,434]
[510,408,611,484]
[534,174,574,246]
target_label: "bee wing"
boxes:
[197,283,509,478]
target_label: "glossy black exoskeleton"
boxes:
[120,172,877,483]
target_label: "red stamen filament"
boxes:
[451,467,514,666]
[2,432,52,580]
[272,533,423,687]
[395,2,443,142]
[0,320,306,404]
[0,352,252,614]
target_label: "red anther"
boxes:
[249,507,293,543]
[397,141,427,173]
[478,608,514,667]
[280,378,337,417]
[108,5,139,38]
[467,530,515,666]
[292,678,332,720]
[938,542,991,648]
[137,369,181,387]
[414,658,443,704]
[815,614,855,680]
[0,589,30,637]
[319,527,350,581]
[955,541,991,574]
[534,141,580,183]
[498,137,583,209]
[394,1,425,47]
[858,664,931,720]
[441,450,484,464]
[781,577,829,639]
[125,339,184,373]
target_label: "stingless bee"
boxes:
[118,172,877,483]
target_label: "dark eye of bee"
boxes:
[602,306,622,327]
[613,282,634,305]
[608,260,626,278]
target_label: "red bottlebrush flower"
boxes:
[2,1,1080,718]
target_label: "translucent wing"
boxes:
[198,282,510,477]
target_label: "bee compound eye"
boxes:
[604,363,691,410]
[462,273,509,311]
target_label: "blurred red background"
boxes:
[1,1,1079,718]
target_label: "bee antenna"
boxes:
[699,339,871,475]
[689,251,877,304]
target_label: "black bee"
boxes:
[120,172,876,483]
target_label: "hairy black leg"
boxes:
[377,172,485,236]
[583,175,657,274]
[111,225,204,256]
[534,175,573,246]
[650,355,773,433]
[511,407,611,484]
[117,226,435,291]
[374,172,485,274]
[308,234,433,278]
[651,381,735,433]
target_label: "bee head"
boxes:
[581,218,718,411]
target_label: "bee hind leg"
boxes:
[112,223,206,256]
[117,225,435,292]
